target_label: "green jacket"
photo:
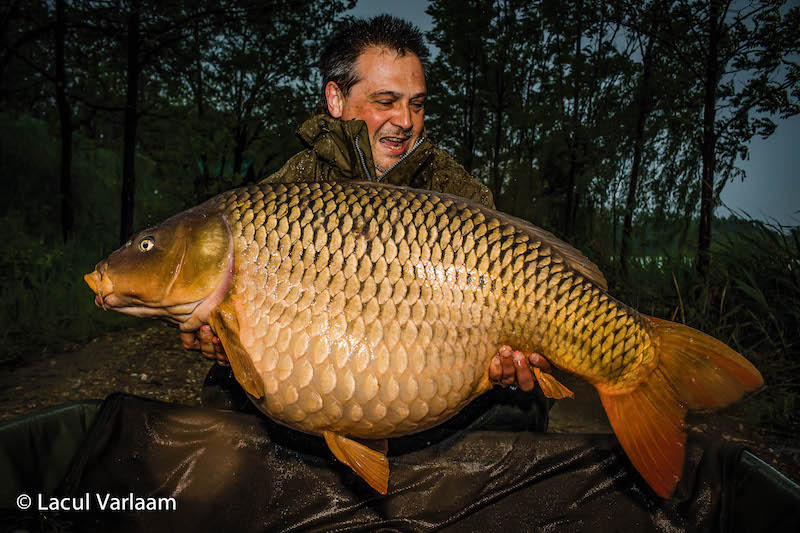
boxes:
[261,114,495,208]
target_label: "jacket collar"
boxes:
[296,113,433,185]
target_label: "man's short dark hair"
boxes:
[319,15,430,111]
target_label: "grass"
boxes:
[0,112,181,363]
[710,221,800,430]
[0,216,144,363]
[607,218,800,431]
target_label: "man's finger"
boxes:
[496,345,514,385]
[211,335,229,364]
[180,331,198,350]
[528,352,552,372]
[512,351,535,391]
[489,355,503,381]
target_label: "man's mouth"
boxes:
[379,136,410,155]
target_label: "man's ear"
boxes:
[325,81,345,118]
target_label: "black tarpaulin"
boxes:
[26,393,794,532]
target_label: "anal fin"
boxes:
[533,367,575,400]
[323,430,389,494]
[598,369,687,498]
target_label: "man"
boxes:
[183,15,552,426]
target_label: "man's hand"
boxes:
[180,325,229,366]
[489,345,552,391]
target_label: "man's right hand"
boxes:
[181,325,229,366]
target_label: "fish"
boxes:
[84,181,763,497]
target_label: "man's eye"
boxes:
[377,100,393,105]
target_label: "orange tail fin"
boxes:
[597,316,763,498]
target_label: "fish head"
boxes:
[84,209,234,331]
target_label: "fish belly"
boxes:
[215,181,652,438]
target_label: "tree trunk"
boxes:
[698,0,722,280]
[565,0,583,239]
[464,57,476,173]
[54,0,73,242]
[620,33,657,275]
[195,73,211,198]
[120,8,140,245]
[192,22,210,201]
[233,125,247,177]
[218,151,227,181]
[491,90,504,203]
[490,1,509,205]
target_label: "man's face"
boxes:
[326,46,426,176]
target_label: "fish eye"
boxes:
[139,237,155,252]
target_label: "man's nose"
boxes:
[392,102,413,130]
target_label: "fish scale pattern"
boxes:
[214,181,656,438]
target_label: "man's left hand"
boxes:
[489,345,551,391]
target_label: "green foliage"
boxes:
[606,216,800,430]
[0,114,146,361]
[0,214,143,362]
[0,110,196,358]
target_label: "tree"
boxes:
[54,0,73,242]
[426,0,493,174]
[619,0,667,275]
[665,0,800,278]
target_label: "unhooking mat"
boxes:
[1,393,799,532]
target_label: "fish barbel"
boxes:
[84,181,763,497]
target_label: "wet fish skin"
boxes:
[214,181,648,435]
[85,180,763,497]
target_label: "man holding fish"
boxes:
[83,13,757,497]
[182,15,554,422]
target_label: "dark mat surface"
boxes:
[37,393,798,532]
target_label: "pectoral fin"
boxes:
[533,367,575,400]
[209,298,264,399]
[323,430,389,494]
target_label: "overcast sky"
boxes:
[346,1,799,227]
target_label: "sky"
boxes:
[346,0,799,227]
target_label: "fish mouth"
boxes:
[84,263,114,311]
[83,263,168,315]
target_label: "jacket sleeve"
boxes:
[258,151,318,184]
[425,146,495,209]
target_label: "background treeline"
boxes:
[1,1,798,428]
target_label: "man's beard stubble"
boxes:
[374,124,413,176]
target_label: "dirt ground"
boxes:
[0,324,209,420]
[1,323,798,487]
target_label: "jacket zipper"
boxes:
[355,134,426,182]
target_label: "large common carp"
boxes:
[84,181,762,497]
